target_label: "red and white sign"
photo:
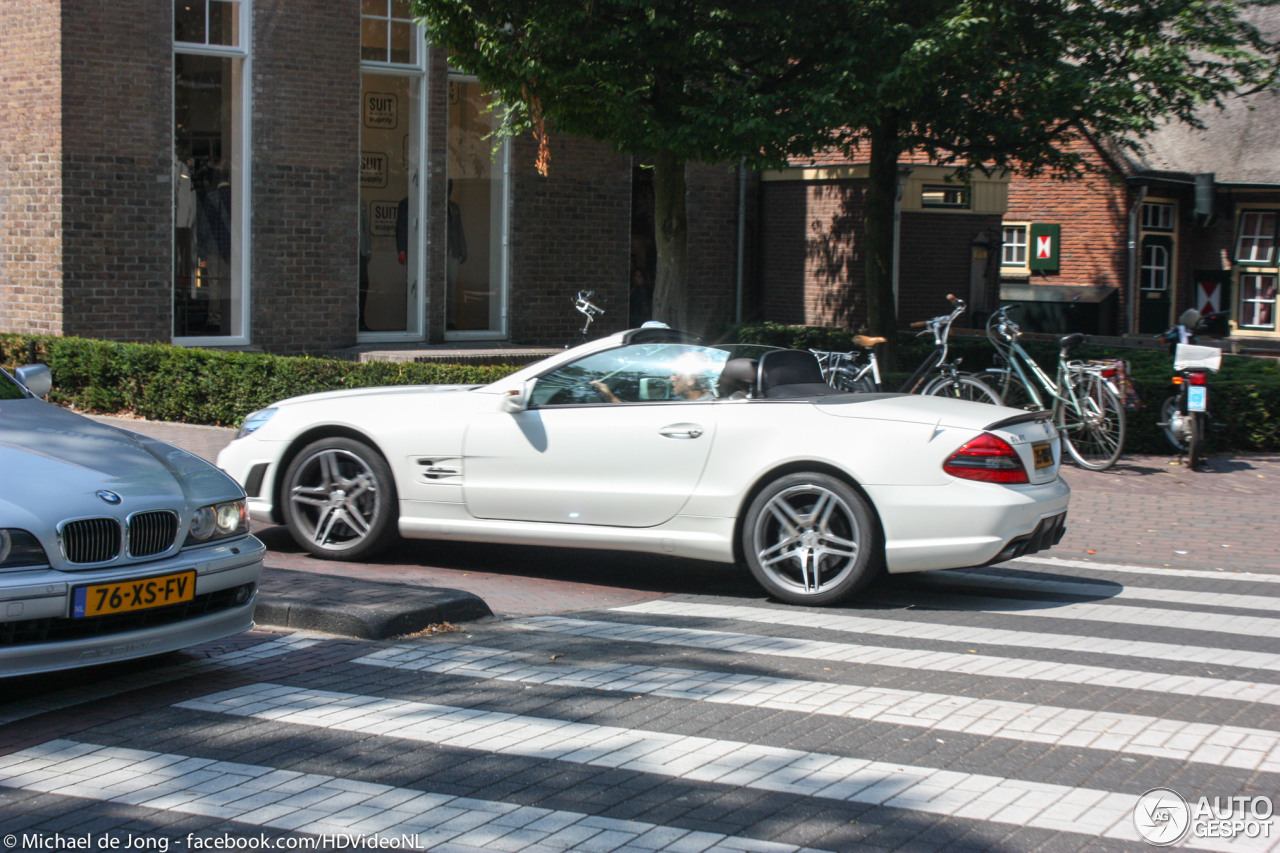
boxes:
[1036,235,1053,259]
[1197,279,1221,315]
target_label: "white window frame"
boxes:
[1239,273,1277,330]
[1001,223,1028,270]
[443,73,511,342]
[360,0,423,70]
[1141,243,1169,291]
[1141,202,1174,231]
[1236,210,1277,265]
[358,15,428,342]
[173,0,252,347]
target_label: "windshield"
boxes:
[531,343,775,406]
[0,370,26,400]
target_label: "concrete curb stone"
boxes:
[255,567,493,639]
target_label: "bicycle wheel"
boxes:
[922,374,1002,405]
[973,370,1037,410]
[834,366,877,394]
[1056,374,1126,470]
[1187,412,1204,470]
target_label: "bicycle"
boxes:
[573,290,604,346]
[972,304,1126,470]
[811,295,1001,404]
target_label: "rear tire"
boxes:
[1056,375,1125,471]
[741,473,882,606]
[1187,412,1204,470]
[1159,396,1189,452]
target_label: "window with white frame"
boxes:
[1240,274,1277,329]
[361,0,417,65]
[1002,225,1027,267]
[1141,242,1169,291]
[1141,202,1175,231]
[173,0,249,342]
[1236,211,1277,265]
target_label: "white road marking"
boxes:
[0,740,821,853]
[611,601,1280,674]
[1014,556,1280,585]
[356,644,1280,772]
[171,683,1267,852]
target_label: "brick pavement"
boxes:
[88,414,1280,623]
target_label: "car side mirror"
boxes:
[500,390,525,413]
[15,364,51,398]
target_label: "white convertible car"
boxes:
[217,327,1069,605]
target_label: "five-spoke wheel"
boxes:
[281,437,399,560]
[741,473,881,605]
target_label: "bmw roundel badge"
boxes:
[96,490,122,505]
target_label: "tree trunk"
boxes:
[864,117,901,344]
[651,150,689,330]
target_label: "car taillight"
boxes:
[1187,372,1208,386]
[943,433,1030,484]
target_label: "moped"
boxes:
[1156,309,1230,469]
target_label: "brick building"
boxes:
[0,0,743,353]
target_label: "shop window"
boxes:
[1240,274,1277,330]
[1141,202,1175,231]
[1141,242,1169,291]
[1002,225,1027,267]
[1236,211,1277,264]
[174,1,247,343]
[921,185,969,209]
[362,0,417,65]
[445,79,509,337]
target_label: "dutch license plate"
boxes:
[1188,386,1207,412]
[1032,442,1053,468]
[72,570,196,618]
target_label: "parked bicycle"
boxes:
[573,290,604,346]
[972,304,1126,470]
[811,295,1001,404]
[1156,309,1229,469]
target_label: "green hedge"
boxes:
[0,335,523,428]
[726,323,1280,453]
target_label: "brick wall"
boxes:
[60,0,171,341]
[0,0,64,334]
[759,178,1000,329]
[686,162,746,336]
[250,0,360,354]
[506,131,631,347]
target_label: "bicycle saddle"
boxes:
[1058,333,1085,350]
[852,335,886,348]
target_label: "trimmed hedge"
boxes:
[0,334,523,428]
[726,323,1280,453]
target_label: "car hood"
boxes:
[0,400,242,525]
[274,384,482,408]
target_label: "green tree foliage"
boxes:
[413,0,1278,337]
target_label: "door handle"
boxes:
[659,423,704,439]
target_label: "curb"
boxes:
[253,567,493,640]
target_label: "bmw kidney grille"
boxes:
[60,511,179,564]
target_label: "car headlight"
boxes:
[0,529,50,570]
[184,499,248,546]
[236,408,277,440]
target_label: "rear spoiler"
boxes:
[984,410,1054,432]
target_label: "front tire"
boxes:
[741,473,882,605]
[922,374,1002,405]
[281,437,400,560]
[973,370,1038,410]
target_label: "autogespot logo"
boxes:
[1135,787,1191,846]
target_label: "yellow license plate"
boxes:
[72,571,196,618]
[1033,443,1053,469]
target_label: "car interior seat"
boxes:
[717,358,758,399]
[757,350,837,398]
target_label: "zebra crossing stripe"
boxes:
[0,632,324,726]
[912,568,1280,613]
[0,739,821,853]
[1016,556,1280,585]
[515,616,1280,706]
[355,644,1280,772]
[172,683,1264,852]
[611,601,1280,674]
[869,586,1280,641]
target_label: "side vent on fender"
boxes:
[414,457,462,483]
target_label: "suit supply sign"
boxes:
[361,152,388,188]
[364,93,398,129]
[368,201,400,237]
